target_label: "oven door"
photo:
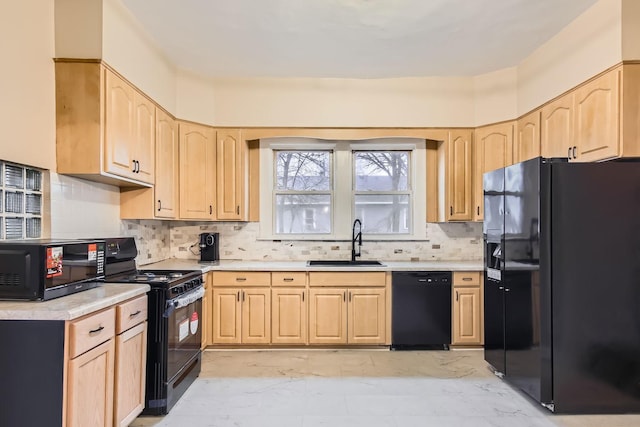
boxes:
[166,287,203,382]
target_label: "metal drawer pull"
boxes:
[236,277,247,282]
[89,325,105,335]
[462,277,473,281]
[129,310,142,318]
[283,278,294,282]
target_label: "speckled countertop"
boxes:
[141,259,484,273]
[0,283,150,321]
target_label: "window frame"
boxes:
[259,138,426,241]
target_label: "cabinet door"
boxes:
[114,322,147,427]
[515,110,541,163]
[241,288,271,344]
[347,288,386,344]
[155,109,179,218]
[445,130,472,221]
[272,288,307,344]
[67,339,115,427]
[473,122,514,221]
[132,92,155,184]
[541,95,573,159]
[573,68,621,162]
[104,71,135,179]
[309,288,347,344]
[217,129,244,220]
[212,288,241,344]
[452,287,481,345]
[179,122,216,220]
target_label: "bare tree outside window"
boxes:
[354,151,411,234]
[275,151,331,234]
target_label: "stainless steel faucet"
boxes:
[351,219,362,262]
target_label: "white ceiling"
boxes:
[121,0,599,79]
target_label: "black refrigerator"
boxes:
[483,156,640,413]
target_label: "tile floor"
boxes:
[130,349,640,427]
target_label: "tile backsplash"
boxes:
[167,221,482,262]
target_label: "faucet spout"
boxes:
[351,219,363,262]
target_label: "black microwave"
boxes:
[0,239,106,301]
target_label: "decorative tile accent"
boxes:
[121,220,171,265]
[168,221,483,262]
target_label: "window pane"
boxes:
[275,194,331,234]
[276,151,330,191]
[354,151,408,191]
[355,194,410,234]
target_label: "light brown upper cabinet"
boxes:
[56,61,155,187]
[515,110,541,163]
[120,108,179,219]
[543,64,640,162]
[216,129,245,220]
[473,122,514,221]
[179,122,217,220]
[572,67,620,162]
[541,94,574,158]
[438,130,473,221]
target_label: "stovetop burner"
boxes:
[104,269,202,290]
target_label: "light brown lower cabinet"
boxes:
[451,272,483,346]
[67,339,115,427]
[308,287,386,345]
[212,287,271,344]
[66,295,148,427]
[271,288,307,344]
[114,322,147,427]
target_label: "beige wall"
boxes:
[473,67,518,127]
[55,0,102,59]
[102,0,177,114]
[177,73,476,128]
[517,0,622,115]
[0,0,56,170]
[52,0,632,130]
[622,0,640,60]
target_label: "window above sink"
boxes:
[259,138,427,241]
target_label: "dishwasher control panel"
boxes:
[392,271,452,285]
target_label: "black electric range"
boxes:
[102,237,203,416]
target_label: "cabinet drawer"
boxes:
[213,271,271,287]
[271,272,307,287]
[453,271,481,286]
[116,295,148,334]
[309,272,386,287]
[69,307,116,359]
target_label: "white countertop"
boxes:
[0,283,150,321]
[140,258,484,273]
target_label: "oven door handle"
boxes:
[163,287,205,318]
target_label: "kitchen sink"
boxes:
[307,260,385,266]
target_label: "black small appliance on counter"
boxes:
[102,237,203,415]
[0,239,105,300]
[199,232,219,262]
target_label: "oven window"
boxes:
[167,298,202,381]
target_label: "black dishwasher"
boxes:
[392,271,452,350]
